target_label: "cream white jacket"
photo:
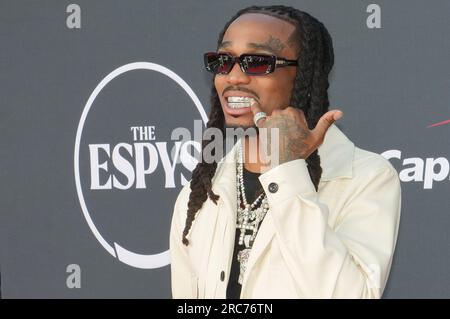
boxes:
[170,124,401,299]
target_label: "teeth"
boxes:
[227,96,255,109]
[228,96,254,103]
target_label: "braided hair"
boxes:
[182,5,334,245]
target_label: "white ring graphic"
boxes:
[74,62,208,269]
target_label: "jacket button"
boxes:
[268,182,278,193]
[220,271,225,281]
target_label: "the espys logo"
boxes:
[74,62,207,269]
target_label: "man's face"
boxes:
[214,13,298,128]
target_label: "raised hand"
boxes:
[250,103,343,169]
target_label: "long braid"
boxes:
[181,85,224,245]
[182,5,335,245]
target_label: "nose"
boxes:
[226,61,251,85]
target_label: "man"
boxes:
[170,5,401,298]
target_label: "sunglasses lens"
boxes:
[204,53,233,74]
[242,55,273,74]
[204,53,276,75]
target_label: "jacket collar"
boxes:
[317,124,355,181]
[212,123,355,187]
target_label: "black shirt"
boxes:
[226,167,265,299]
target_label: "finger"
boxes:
[312,109,343,139]
[250,101,267,127]
[250,100,262,115]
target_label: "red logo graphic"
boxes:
[427,119,450,128]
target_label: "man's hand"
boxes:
[251,104,343,168]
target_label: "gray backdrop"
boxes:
[0,0,449,298]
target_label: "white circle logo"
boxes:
[74,62,207,269]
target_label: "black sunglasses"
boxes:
[204,52,298,75]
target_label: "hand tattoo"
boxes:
[265,114,310,165]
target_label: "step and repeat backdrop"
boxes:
[0,0,449,298]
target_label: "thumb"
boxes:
[313,109,343,138]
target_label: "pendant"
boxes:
[244,234,251,248]
[237,248,251,285]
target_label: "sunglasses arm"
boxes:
[276,58,299,67]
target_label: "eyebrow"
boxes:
[247,42,279,55]
[218,40,284,55]
[218,41,232,50]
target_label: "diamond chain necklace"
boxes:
[236,143,269,247]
